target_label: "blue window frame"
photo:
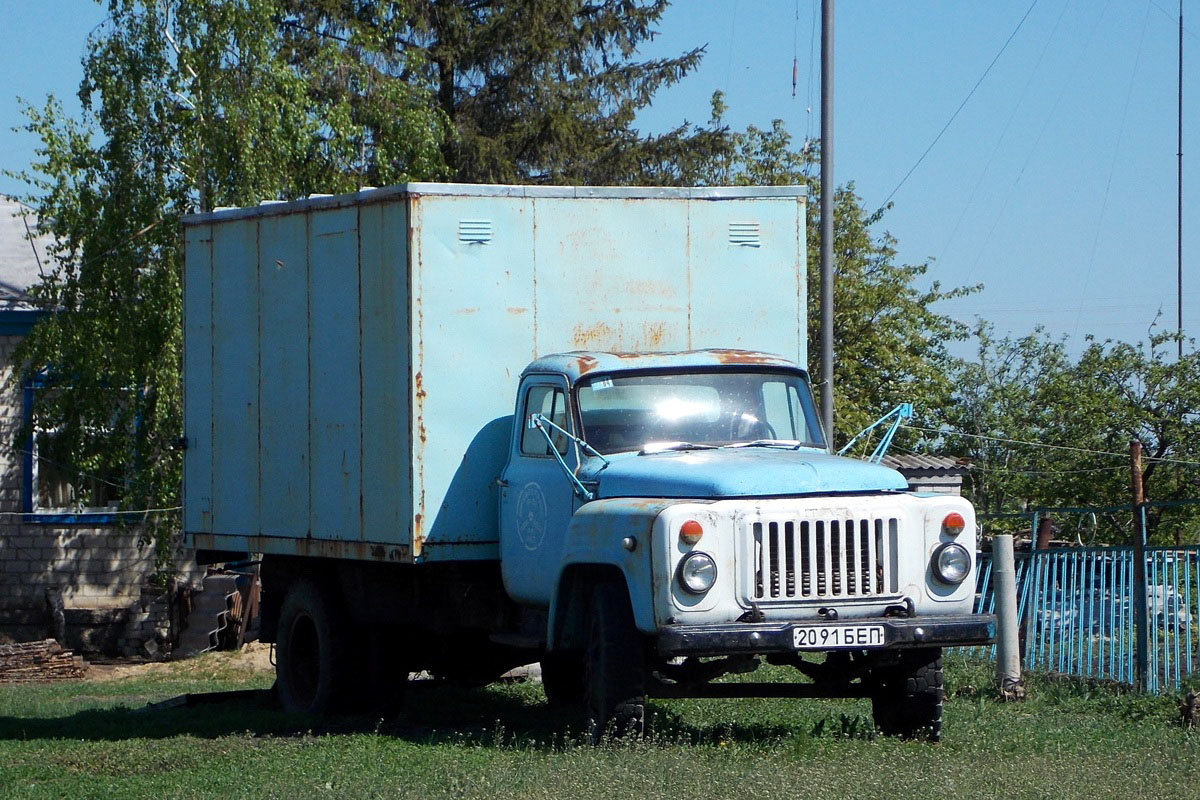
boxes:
[21,380,118,525]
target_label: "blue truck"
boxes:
[182,183,993,741]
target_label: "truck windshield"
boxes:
[576,370,826,455]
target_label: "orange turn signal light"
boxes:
[943,512,966,535]
[680,519,704,545]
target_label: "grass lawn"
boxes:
[1,650,1198,799]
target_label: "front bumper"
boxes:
[657,614,996,657]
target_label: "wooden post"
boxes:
[1131,440,1150,692]
[1035,515,1054,550]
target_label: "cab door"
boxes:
[499,374,579,606]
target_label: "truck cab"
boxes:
[500,349,993,740]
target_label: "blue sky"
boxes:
[1,1,1195,355]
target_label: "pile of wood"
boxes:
[0,639,87,683]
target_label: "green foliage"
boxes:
[7,3,1011,566]
[813,186,977,447]
[698,94,978,447]
[943,324,1200,543]
[8,0,448,564]
[281,0,729,185]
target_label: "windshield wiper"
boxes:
[725,439,807,450]
[639,441,719,455]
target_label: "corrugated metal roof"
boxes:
[881,453,969,472]
[0,199,48,311]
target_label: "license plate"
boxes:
[793,624,885,649]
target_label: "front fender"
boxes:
[547,498,678,647]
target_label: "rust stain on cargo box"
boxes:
[414,371,427,445]
[573,322,616,349]
[642,322,666,349]
[193,533,411,563]
[623,279,674,298]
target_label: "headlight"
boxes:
[678,551,717,594]
[932,543,971,585]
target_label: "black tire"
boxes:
[585,581,647,742]
[275,579,350,714]
[541,650,586,707]
[870,648,944,742]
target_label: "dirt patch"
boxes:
[89,642,274,681]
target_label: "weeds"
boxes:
[1,653,1199,799]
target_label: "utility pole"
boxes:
[1130,440,1150,692]
[820,0,835,442]
[1178,0,1185,359]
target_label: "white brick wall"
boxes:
[0,333,201,654]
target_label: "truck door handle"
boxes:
[496,479,509,488]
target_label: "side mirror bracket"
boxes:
[528,413,609,501]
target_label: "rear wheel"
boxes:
[275,579,350,714]
[584,581,647,742]
[870,648,944,741]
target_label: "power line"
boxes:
[0,507,180,518]
[902,423,1200,467]
[890,441,1129,476]
[937,0,1072,263]
[877,0,1040,212]
[1070,0,1153,342]
[792,0,799,98]
[968,462,1129,476]
[803,0,818,172]
[1151,0,1200,39]
[964,0,1114,277]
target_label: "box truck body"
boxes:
[183,184,807,562]
[182,183,991,741]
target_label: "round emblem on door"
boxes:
[516,482,548,551]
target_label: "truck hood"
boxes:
[582,447,908,499]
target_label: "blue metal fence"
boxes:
[970,546,1200,693]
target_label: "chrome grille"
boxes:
[747,516,900,602]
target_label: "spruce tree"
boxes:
[278,0,729,184]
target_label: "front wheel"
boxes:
[870,648,944,741]
[585,581,647,742]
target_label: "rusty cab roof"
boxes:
[522,349,803,384]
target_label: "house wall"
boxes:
[0,332,200,656]
[902,471,966,495]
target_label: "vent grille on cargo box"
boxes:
[458,219,493,244]
[728,221,761,247]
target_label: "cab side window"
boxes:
[520,385,570,456]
